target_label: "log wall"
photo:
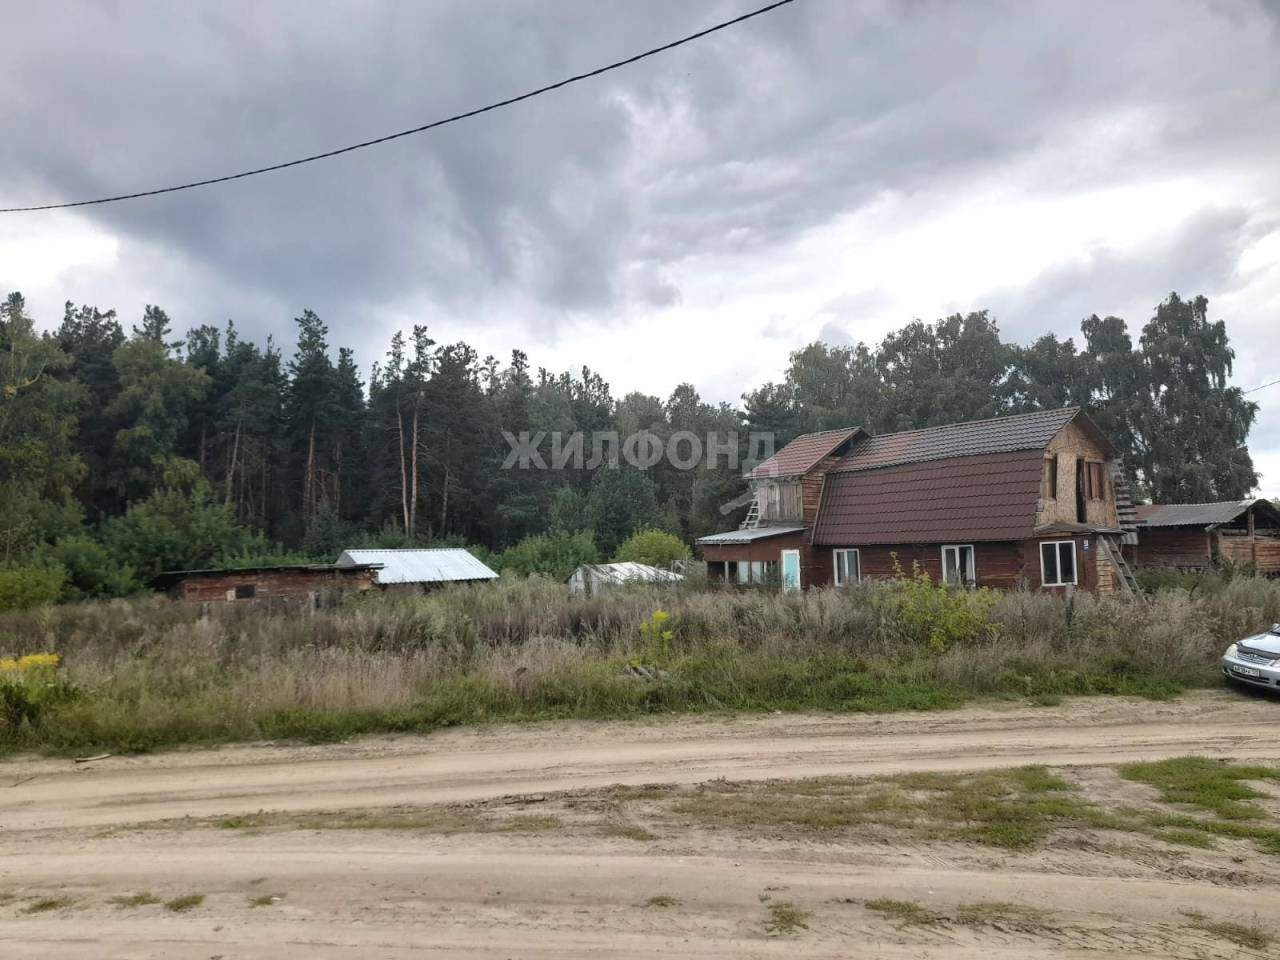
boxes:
[173,567,378,604]
[1131,527,1212,570]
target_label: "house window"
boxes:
[750,561,765,583]
[833,548,861,586]
[1040,540,1077,587]
[1078,460,1106,500]
[1045,455,1058,499]
[941,545,976,587]
[233,584,256,600]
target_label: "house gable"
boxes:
[1036,417,1121,530]
[747,427,865,479]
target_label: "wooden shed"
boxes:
[152,563,381,607]
[1132,499,1280,575]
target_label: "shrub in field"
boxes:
[0,562,67,612]
[43,535,139,601]
[882,559,1000,652]
[637,609,675,662]
[0,652,74,729]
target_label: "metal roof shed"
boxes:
[335,549,498,586]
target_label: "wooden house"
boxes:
[697,407,1139,595]
[1132,500,1280,575]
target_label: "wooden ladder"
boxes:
[1099,534,1142,599]
[740,496,760,530]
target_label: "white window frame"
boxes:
[1039,539,1078,587]
[940,544,976,587]
[832,548,861,586]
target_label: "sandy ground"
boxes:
[1,690,1278,958]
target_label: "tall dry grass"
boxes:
[1,574,1276,755]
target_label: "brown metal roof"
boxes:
[1135,499,1280,528]
[833,407,1086,474]
[748,427,863,479]
[812,450,1045,545]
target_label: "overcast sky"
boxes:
[2,0,1278,494]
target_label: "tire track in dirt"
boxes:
[2,691,1277,831]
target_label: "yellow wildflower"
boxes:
[0,653,59,674]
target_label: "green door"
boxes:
[781,549,801,593]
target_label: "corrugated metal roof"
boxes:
[695,524,806,545]
[812,450,1045,545]
[336,549,498,584]
[569,562,683,584]
[1134,500,1263,528]
[834,407,1083,474]
[748,427,863,478]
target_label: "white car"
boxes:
[1222,624,1280,690]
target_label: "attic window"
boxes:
[1045,455,1058,499]
[1085,462,1106,500]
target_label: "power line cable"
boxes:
[0,0,797,214]
[1244,376,1280,394]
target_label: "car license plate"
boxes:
[1233,666,1263,679]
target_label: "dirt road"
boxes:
[2,691,1279,958]
[4,690,1278,832]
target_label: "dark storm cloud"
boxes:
[1,0,1277,351]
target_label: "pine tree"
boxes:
[107,307,211,503]
[285,310,338,525]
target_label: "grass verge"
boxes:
[4,573,1256,757]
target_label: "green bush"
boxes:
[100,479,267,581]
[44,535,139,601]
[881,559,1000,652]
[613,528,691,569]
[0,562,67,612]
[0,653,76,730]
[496,530,599,581]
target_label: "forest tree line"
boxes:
[0,288,1260,605]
